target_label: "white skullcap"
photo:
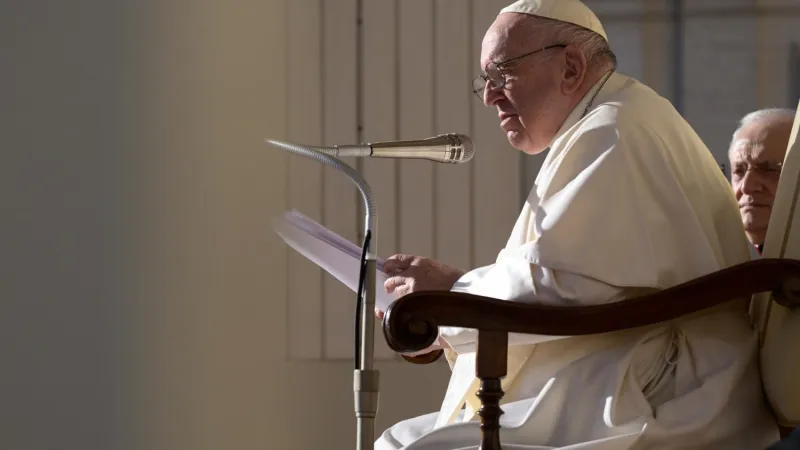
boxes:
[500,0,608,42]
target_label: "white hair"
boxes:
[528,16,617,72]
[732,108,796,141]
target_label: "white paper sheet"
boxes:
[274,210,395,312]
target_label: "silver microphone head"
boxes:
[357,133,476,163]
[446,134,475,163]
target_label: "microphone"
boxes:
[263,132,473,450]
[313,133,474,164]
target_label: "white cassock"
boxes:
[376,72,779,450]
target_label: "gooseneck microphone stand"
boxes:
[265,138,379,450]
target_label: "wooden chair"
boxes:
[382,104,800,450]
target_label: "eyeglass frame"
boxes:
[471,44,567,100]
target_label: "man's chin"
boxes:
[504,131,523,148]
[505,130,546,154]
[741,211,769,227]
[741,216,768,237]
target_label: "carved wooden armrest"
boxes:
[383,258,800,356]
[400,351,444,364]
[381,258,800,450]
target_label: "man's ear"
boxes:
[562,45,587,94]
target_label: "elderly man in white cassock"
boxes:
[374,0,779,449]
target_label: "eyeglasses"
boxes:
[471,44,566,100]
[731,161,783,181]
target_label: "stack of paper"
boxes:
[274,210,395,312]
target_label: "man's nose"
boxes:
[483,81,503,106]
[740,169,764,195]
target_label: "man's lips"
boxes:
[498,112,517,121]
[499,113,517,127]
[740,203,769,209]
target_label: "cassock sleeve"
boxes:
[396,258,631,357]
[438,258,644,352]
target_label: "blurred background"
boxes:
[2,0,799,449]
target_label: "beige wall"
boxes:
[121,0,452,448]
[2,1,133,449]
[3,0,451,449]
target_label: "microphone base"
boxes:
[354,369,380,450]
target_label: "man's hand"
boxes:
[375,254,462,356]
[382,254,465,298]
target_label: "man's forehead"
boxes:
[480,15,537,67]
[481,29,509,63]
[729,139,782,164]
[730,121,791,163]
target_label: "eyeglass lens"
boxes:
[471,63,505,100]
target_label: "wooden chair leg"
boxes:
[476,331,508,450]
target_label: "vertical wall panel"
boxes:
[757,0,800,108]
[471,0,522,267]
[286,0,323,360]
[683,0,758,164]
[791,43,800,106]
[641,0,673,100]
[588,1,645,82]
[434,0,472,270]
[322,0,359,359]
[362,0,399,360]
[398,0,436,258]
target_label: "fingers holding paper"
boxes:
[382,253,416,273]
[382,254,465,298]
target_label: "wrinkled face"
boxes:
[729,120,792,246]
[478,14,583,154]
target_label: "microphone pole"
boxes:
[265,138,379,450]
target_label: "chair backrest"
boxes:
[750,101,800,428]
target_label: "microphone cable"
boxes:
[354,229,371,368]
